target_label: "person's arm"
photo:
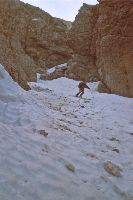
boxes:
[85,84,90,89]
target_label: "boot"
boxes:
[76,92,80,97]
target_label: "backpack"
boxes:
[78,82,85,88]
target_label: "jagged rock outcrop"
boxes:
[67,3,99,82]
[68,1,133,97]
[0,0,72,89]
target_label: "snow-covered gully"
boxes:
[0,64,133,200]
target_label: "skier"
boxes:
[76,81,90,98]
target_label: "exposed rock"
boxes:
[104,161,122,177]
[68,0,133,97]
[98,0,133,3]
[67,4,99,82]
[65,163,75,173]
[40,63,68,80]
[98,81,111,94]
[0,0,72,89]
[112,148,120,153]
[39,130,48,137]
[96,0,133,97]
[109,137,120,142]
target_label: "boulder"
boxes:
[104,161,122,177]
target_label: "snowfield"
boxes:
[0,64,133,200]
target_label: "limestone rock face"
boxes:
[67,4,99,82]
[96,0,133,97]
[68,1,133,97]
[0,0,72,89]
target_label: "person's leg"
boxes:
[76,93,80,97]
[76,88,81,97]
[79,88,84,97]
[79,91,84,98]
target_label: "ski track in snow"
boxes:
[0,65,133,200]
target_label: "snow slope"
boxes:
[0,64,133,200]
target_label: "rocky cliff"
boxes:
[67,3,99,82]
[0,0,72,89]
[97,0,133,97]
[68,0,133,97]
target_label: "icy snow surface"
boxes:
[0,64,133,200]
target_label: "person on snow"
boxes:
[76,81,90,98]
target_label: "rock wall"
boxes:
[67,3,99,82]
[96,0,133,97]
[68,0,133,97]
[0,0,72,89]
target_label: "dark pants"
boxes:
[76,88,84,97]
